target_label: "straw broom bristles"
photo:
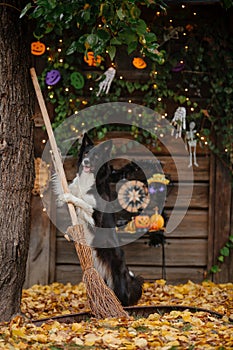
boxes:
[67,225,128,318]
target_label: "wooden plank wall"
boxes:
[55,138,210,285]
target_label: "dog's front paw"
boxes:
[56,193,72,207]
[58,193,71,202]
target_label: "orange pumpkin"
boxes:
[31,41,46,56]
[135,215,150,229]
[132,57,147,69]
[84,51,102,66]
[150,207,164,231]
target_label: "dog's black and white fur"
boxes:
[57,134,143,306]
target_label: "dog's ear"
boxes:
[77,133,94,169]
[82,133,94,147]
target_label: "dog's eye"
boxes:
[129,270,135,278]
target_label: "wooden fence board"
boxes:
[55,264,206,285]
[25,196,52,288]
[165,210,208,238]
[56,237,207,266]
[165,183,209,209]
[64,155,209,183]
[123,238,208,266]
[56,209,208,239]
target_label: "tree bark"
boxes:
[0,1,34,321]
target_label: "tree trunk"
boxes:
[0,1,34,321]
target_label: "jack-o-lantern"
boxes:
[70,72,84,89]
[84,51,102,66]
[31,41,46,56]
[135,215,151,229]
[45,70,61,86]
[150,207,164,231]
[132,57,147,69]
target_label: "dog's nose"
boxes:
[83,159,89,165]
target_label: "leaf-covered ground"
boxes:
[0,280,233,349]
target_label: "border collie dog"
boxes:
[58,133,143,306]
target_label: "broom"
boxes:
[30,67,128,319]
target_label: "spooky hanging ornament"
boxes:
[45,70,61,86]
[163,26,183,43]
[150,206,164,231]
[84,51,102,66]
[186,121,199,167]
[70,72,85,90]
[171,106,186,138]
[118,180,149,213]
[96,67,116,96]
[132,57,147,69]
[31,41,46,56]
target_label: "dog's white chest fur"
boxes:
[69,172,96,208]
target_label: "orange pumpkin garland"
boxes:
[84,51,102,66]
[132,57,147,69]
[31,41,46,56]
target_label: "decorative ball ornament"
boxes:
[149,206,164,231]
[135,215,151,229]
[132,57,147,69]
[70,72,84,89]
[84,51,102,66]
[31,41,46,56]
[118,180,149,213]
[45,70,61,86]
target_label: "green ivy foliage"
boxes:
[21,1,233,171]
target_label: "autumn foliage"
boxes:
[0,280,232,349]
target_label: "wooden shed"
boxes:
[24,1,233,288]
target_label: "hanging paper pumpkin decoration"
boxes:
[31,41,46,56]
[70,72,84,89]
[149,206,164,231]
[84,51,102,66]
[186,24,194,32]
[45,70,61,86]
[135,215,151,229]
[118,180,150,213]
[132,57,147,69]
[172,61,185,72]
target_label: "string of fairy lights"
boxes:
[33,4,213,148]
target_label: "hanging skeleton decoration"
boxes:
[162,26,183,44]
[171,106,186,138]
[96,67,116,96]
[186,121,199,168]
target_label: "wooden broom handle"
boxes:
[30,67,78,225]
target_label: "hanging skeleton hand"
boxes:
[96,67,116,96]
[171,106,186,138]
